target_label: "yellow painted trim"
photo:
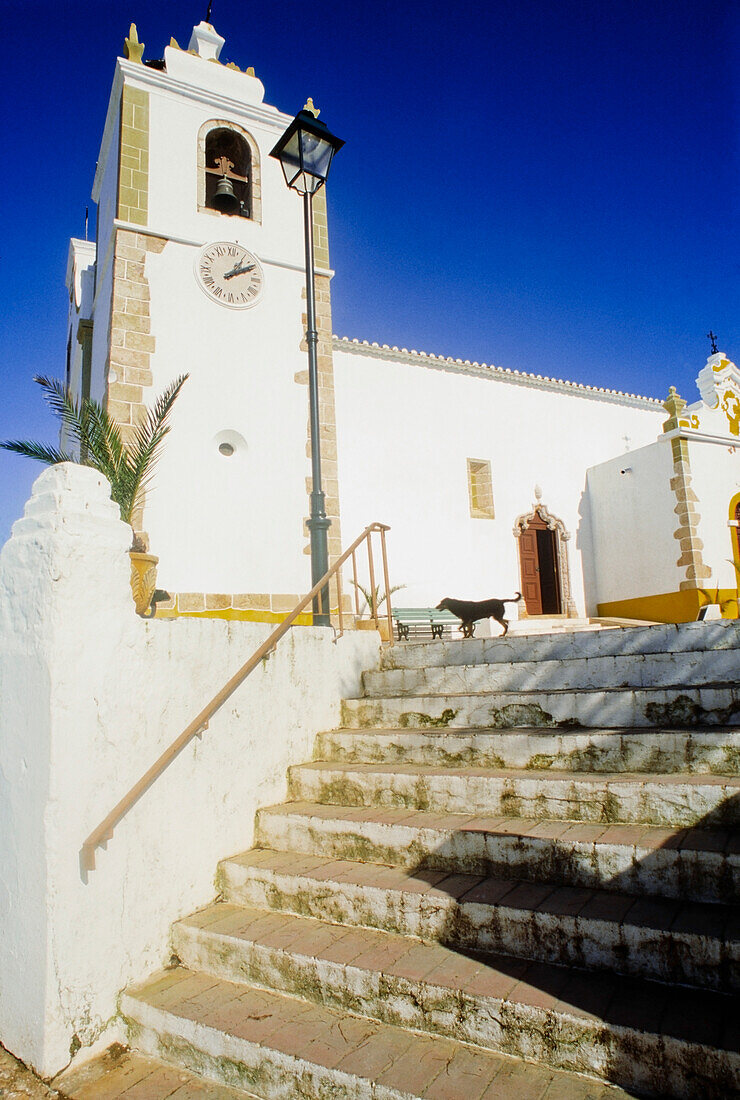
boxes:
[598,589,738,623]
[154,608,316,624]
[598,590,702,623]
[729,492,740,578]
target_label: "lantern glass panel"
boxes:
[278,130,302,189]
[299,130,335,182]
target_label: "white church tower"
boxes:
[65,21,343,619]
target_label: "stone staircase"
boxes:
[105,621,739,1098]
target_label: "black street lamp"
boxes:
[270,103,344,626]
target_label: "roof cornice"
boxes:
[332,336,663,410]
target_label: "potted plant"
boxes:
[1,374,188,615]
[352,581,405,641]
[697,561,740,621]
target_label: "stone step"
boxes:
[507,616,601,634]
[340,684,740,731]
[314,726,740,775]
[55,1045,256,1098]
[166,904,739,1099]
[380,619,740,671]
[122,965,637,1100]
[288,760,740,828]
[364,647,739,697]
[219,849,739,992]
[254,802,739,903]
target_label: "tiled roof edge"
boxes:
[332,336,663,409]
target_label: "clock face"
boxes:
[195,242,264,309]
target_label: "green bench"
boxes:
[392,607,460,641]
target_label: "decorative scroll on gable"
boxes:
[695,353,740,438]
[665,352,740,441]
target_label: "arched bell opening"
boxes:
[197,121,262,223]
[205,128,251,216]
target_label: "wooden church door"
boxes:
[518,515,562,615]
[518,528,542,614]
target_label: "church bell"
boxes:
[212,175,240,214]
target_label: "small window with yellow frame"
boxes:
[467,458,495,519]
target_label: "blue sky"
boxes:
[1,0,737,544]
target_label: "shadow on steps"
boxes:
[400,793,739,1100]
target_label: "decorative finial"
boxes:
[534,484,543,502]
[124,23,145,63]
[707,330,719,354]
[169,37,181,49]
[303,97,320,117]
[188,20,224,60]
[662,386,686,426]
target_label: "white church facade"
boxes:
[64,20,740,627]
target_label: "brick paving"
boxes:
[115,969,642,1098]
[54,1045,253,1098]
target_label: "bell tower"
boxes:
[65,20,342,619]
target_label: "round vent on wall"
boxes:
[213,429,247,460]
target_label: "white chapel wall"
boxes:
[333,344,664,613]
[0,463,379,1078]
[687,440,740,591]
[583,439,680,611]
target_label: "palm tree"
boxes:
[1,374,188,547]
[352,580,406,618]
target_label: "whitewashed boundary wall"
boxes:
[0,463,380,1078]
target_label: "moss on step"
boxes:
[719,744,740,775]
[600,790,621,823]
[316,778,366,806]
[490,703,557,729]
[645,694,740,728]
[526,753,556,771]
[399,709,458,729]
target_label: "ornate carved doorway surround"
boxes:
[513,488,578,618]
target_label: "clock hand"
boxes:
[224,263,255,280]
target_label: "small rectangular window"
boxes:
[467,458,495,519]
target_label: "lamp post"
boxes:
[270,102,344,626]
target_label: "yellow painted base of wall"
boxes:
[597,589,739,624]
[154,607,316,625]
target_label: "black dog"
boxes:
[436,593,523,638]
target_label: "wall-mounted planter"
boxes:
[355,618,390,642]
[129,551,159,616]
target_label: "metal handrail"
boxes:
[80,522,392,874]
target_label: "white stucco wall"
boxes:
[333,343,665,613]
[89,99,119,407]
[583,439,680,610]
[688,439,740,590]
[0,464,379,1078]
[143,244,311,594]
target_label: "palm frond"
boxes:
[34,376,88,447]
[352,580,406,615]
[83,402,127,480]
[126,375,189,508]
[0,439,74,465]
[6,374,189,529]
